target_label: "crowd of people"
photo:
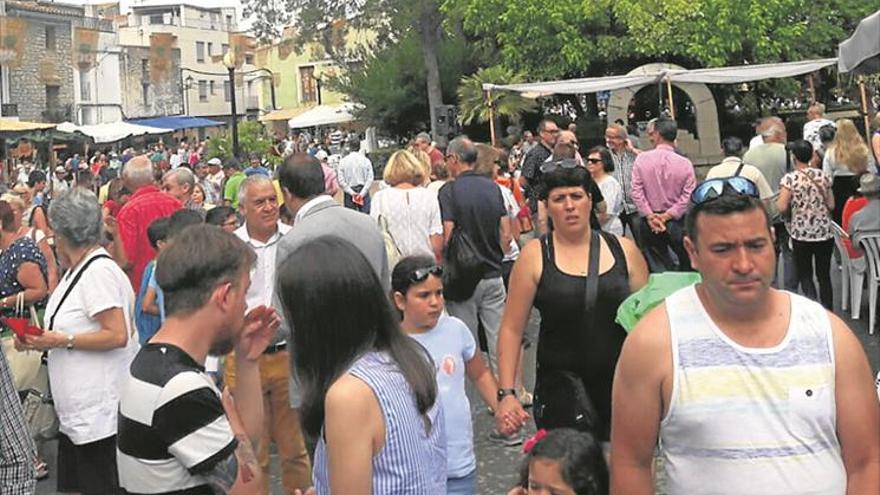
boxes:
[0,105,879,495]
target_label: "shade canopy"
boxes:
[483,58,839,95]
[838,10,880,74]
[57,121,173,144]
[126,115,224,130]
[260,106,313,122]
[288,103,359,129]
[0,119,56,133]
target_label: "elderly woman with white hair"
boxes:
[17,187,137,494]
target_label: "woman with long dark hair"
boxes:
[276,236,445,494]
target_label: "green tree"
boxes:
[205,120,280,165]
[457,65,538,126]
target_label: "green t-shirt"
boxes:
[224,172,246,208]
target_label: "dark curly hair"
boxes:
[517,428,608,495]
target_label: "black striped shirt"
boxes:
[117,343,236,495]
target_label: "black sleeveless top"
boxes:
[533,231,631,433]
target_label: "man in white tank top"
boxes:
[610,182,879,495]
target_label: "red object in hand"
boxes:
[4,317,44,338]
[352,194,365,206]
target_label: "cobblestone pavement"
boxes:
[35,273,879,494]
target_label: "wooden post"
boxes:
[858,74,871,145]
[487,89,497,147]
[665,77,676,120]
[808,74,816,104]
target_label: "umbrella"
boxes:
[838,10,880,75]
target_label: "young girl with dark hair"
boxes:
[508,428,608,495]
[391,255,519,494]
[276,237,445,494]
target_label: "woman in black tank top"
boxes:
[494,162,648,442]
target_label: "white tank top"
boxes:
[660,285,846,495]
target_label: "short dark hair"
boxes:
[166,209,203,239]
[205,206,236,227]
[552,142,577,160]
[786,139,813,164]
[721,136,744,157]
[157,224,255,316]
[447,136,477,165]
[391,255,437,296]
[587,146,614,173]
[517,428,608,495]
[818,124,836,145]
[654,118,678,142]
[147,216,170,250]
[685,192,771,245]
[27,170,47,188]
[277,236,437,438]
[537,119,557,133]
[278,153,325,200]
[223,158,242,170]
[539,166,594,201]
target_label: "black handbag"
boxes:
[533,231,603,436]
[443,181,486,302]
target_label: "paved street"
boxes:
[35,274,879,494]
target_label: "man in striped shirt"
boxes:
[118,225,280,494]
[611,189,879,494]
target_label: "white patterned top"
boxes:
[370,186,443,259]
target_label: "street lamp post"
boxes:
[184,75,194,115]
[223,51,240,158]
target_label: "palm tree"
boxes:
[457,65,538,127]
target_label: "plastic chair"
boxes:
[830,222,852,312]
[855,232,880,335]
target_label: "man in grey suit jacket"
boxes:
[273,153,389,407]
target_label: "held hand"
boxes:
[495,395,527,435]
[238,305,281,360]
[21,332,64,352]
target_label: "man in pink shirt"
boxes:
[108,155,182,290]
[631,118,696,272]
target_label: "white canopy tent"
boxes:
[57,121,172,144]
[287,103,361,129]
[483,74,658,96]
[838,10,880,75]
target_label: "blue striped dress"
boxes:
[659,285,846,494]
[313,351,447,494]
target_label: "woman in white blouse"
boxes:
[370,150,443,264]
[585,146,624,235]
[17,188,137,493]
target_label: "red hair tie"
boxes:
[522,428,547,453]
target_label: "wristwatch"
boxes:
[66,333,74,350]
[497,388,517,401]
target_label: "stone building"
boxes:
[119,45,183,119]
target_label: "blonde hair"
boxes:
[0,193,25,211]
[406,147,433,186]
[383,150,427,186]
[830,119,869,174]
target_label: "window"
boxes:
[224,80,230,102]
[142,83,150,105]
[149,14,164,25]
[209,80,215,95]
[79,71,91,101]
[221,43,229,55]
[198,80,208,102]
[46,86,60,110]
[45,26,56,50]
[226,15,233,29]
[244,54,254,65]
[207,42,213,57]
[299,66,317,103]
[141,59,150,80]
[196,42,205,62]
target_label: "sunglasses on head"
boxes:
[540,158,579,173]
[692,176,759,205]
[410,265,443,284]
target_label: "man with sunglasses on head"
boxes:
[631,118,696,272]
[611,179,880,495]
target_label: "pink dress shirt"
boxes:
[631,144,696,219]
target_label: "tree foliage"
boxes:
[457,65,538,125]
[205,121,279,164]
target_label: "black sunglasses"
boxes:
[410,265,443,284]
[586,158,603,164]
[692,176,759,205]
[540,158,579,173]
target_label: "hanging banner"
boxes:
[73,27,99,69]
[0,16,28,68]
[149,32,175,83]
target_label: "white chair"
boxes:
[855,232,880,335]
[831,221,867,317]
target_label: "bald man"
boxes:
[108,155,182,290]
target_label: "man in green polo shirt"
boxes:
[223,158,247,208]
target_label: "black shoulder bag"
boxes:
[534,231,603,437]
[442,180,486,302]
[48,254,112,331]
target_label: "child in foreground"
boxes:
[509,428,608,495]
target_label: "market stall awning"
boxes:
[667,58,838,84]
[483,74,659,95]
[260,106,313,122]
[838,10,880,74]
[126,115,225,130]
[288,103,360,129]
[0,119,56,133]
[57,121,173,144]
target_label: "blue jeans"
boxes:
[447,469,477,495]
